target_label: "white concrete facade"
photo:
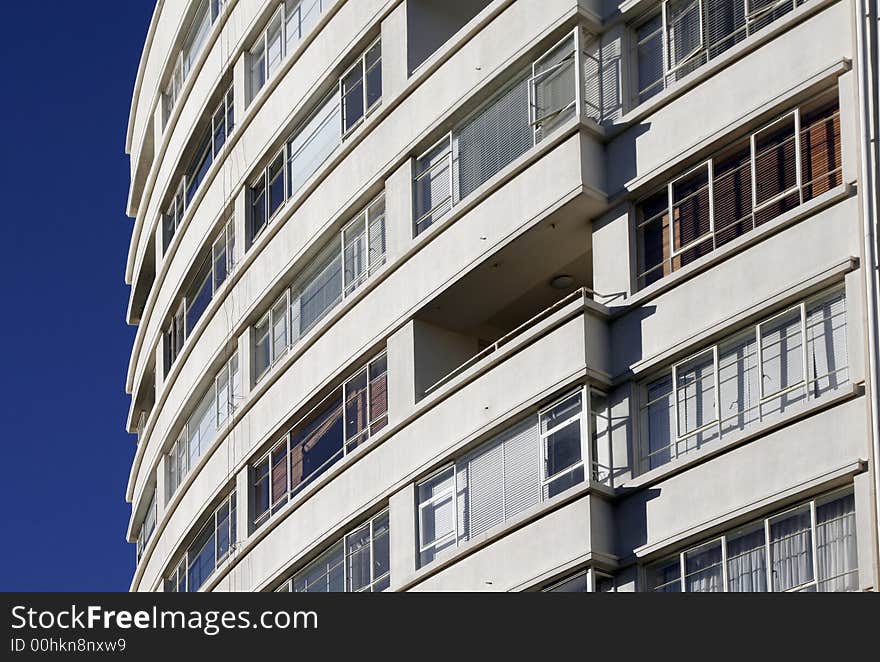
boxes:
[122,0,880,592]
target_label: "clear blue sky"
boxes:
[0,3,155,590]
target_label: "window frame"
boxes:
[165,491,237,592]
[639,286,848,472]
[539,388,588,494]
[250,350,389,528]
[634,99,842,288]
[648,488,856,592]
[339,37,382,137]
[750,108,803,213]
[416,465,459,563]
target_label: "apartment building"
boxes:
[122,0,880,592]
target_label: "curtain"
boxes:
[816,494,858,591]
[727,527,767,592]
[684,542,724,592]
[769,508,813,591]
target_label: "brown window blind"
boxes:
[636,98,841,290]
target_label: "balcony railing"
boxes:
[423,287,593,396]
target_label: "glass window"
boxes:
[254,314,271,380]
[266,13,284,79]
[267,151,286,218]
[649,490,857,592]
[540,392,584,498]
[634,0,802,103]
[287,93,341,197]
[340,39,382,135]
[636,100,840,289]
[285,510,392,592]
[530,33,576,141]
[250,351,386,529]
[639,286,848,472]
[249,176,267,242]
[413,135,453,235]
[416,389,586,568]
[167,491,236,592]
[418,467,458,566]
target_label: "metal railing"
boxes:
[423,287,592,395]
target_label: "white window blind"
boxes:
[416,389,593,567]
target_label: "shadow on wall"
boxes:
[613,486,662,556]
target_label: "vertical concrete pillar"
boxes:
[386,321,417,426]
[381,2,409,101]
[389,483,417,591]
[155,338,166,387]
[591,202,634,307]
[156,455,169,514]
[385,158,415,263]
[235,464,251,542]
[234,185,248,258]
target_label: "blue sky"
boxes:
[0,3,154,590]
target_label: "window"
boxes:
[252,352,388,528]
[136,490,157,564]
[161,84,235,256]
[636,97,841,288]
[165,491,236,592]
[247,0,329,104]
[416,387,605,567]
[274,510,390,592]
[543,570,616,592]
[251,195,386,383]
[634,0,811,103]
[212,86,235,156]
[162,0,226,127]
[413,32,585,235]
[540,391,586,498]
[341,39,382,135]
[649,490,858,592]
[342,194,386,295]
[245,38,383,246]
[162,181,185,253]
[287,92,341,197]
[530,32,577,142]
[639,286,848,471]
[168,353,240,498]
[163,219,236,373]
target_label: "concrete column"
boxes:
[389,483,417,591]
[380,2,409,102]
[837,70,859,185]
[845,269,866,385]
[155,337,166,387]
[384,158,414,263]
[233,51,248,118]
[854,470,878,591]
[591,201,634,308]
[386,321,417,426]
[610,382,635,485]
[238,326,254,395]
[235,464,251,542]
[234,185,248,257]
[154,217,164,262]
[152,103,165,155]
[156,455,169,514]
